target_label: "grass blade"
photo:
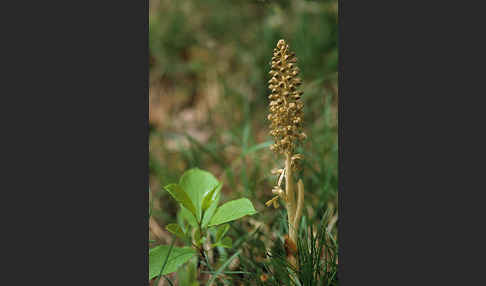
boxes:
[205,250,241,286]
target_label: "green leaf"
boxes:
[149,245,196,279]
[179,168,221,221]
[220,237,232,248]
[201,192,221,228]
[166,223,185,240]
[201,182,221,212]
[215,224,230,243]
[209,198,257,226]
[176,209,187,233]
[180,206,198,228]
[164,184,197,217]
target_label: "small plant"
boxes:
[266,39,306,263]
[149,168,257,282]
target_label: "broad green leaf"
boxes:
[209,198,257,226]
[176,209,187,233]
[215,224,230,243]
[164,184,197,217]
[149,245,196,279]
[211,236,231,248]
[201,182,221,211]
[179,168,221,221]
[220,237,232,248]
[201,192,221,228]
[166,223,185,240]
[180,206,198,227]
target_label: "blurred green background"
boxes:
[149,0,338,283]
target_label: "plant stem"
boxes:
[196,221,204,274]
[293,179,304,240]
[285,153,296,244]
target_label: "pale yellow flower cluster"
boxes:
[267,39,306,157]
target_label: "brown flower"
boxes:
[267,39,305,158]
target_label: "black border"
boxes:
[10,0,150,284]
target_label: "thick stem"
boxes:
[285,153,296,244]
[196,222,205,278]
[293,179,304,242]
